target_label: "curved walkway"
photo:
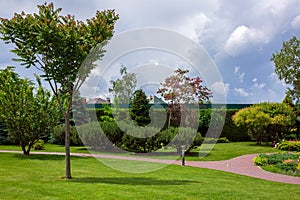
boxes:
[1,150,299,185]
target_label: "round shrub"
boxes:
[33,139,45,150]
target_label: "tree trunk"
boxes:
[65,114,72,179]
[21,145,30,156]
[168,107,172,129]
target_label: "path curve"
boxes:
[1,150,299,185]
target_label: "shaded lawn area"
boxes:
[0,153,299,200]
[0,142,283,162]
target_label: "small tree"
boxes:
[232,103,296,144]
[0,67,59,155]
[232,106,272,144]
[130,89,151,126]
[109,66,137,105]
[109,66,137,121]
[157,68,212,128]
[0,3,118,178]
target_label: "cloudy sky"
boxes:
[1,0,300,104]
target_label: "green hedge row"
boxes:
[90,108,251,142]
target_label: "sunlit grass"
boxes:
[0,153,299,200]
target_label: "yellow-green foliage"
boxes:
[232,102,296,143]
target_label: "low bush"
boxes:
[278,141,300,151]
[77,121,113,150]
[157,127,203,152]
[253,155,268,166]
[202,137,230,144]
[33,139,45,150]
[100,121,123,146]
[217,137,230,143]
[49,124,83,146]
[121,123,161,153]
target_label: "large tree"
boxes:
[0,67,59,155]
[0,3,118,178]
[157,68,212,128]
[271,36,300,102]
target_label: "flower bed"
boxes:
[254,153,300,177]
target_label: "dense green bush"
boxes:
[94,107,251,142]
[253,155,268,166]
[100,121,123,146]
[121,123,161,152]
[49,124,83,146]
[33,139,45,150]
[77,121,113,150]
[198,109,251,142]
[220,109,251,141]
[157,127,203,152]
[278,141,300,151]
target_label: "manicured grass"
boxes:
[0,142,283,162]
[187,142,283,161]
[0,152,299,200]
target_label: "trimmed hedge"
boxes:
[198,109,251,141]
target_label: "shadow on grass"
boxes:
[185,152,211,158]
[70,177,201,185]
[14,154,90,161]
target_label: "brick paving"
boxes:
[1,150,299,185]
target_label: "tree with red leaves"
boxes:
[157,68,212,128]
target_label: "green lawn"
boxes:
[187,142,283,161]
[0,153,299,200]
[0,142,283,162]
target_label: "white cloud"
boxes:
[253,82,266,89]
[178,13,210,43]
[292,15,300,31]
[234,88,251,97]
[224,25,268,56]
[211,81,230,95]
[234,66,245,83]
[1,0,300,104]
